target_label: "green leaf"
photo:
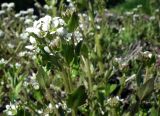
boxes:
[36,67,48,88]
[81,43,88,58]
[150,107,159,116]
[67,85,87,108]
[33,90,43,102]
[14,81,23,98]
[62,43,74,64]
[137,77,155,101]
[105,84,117,96]
[67,11,79,32]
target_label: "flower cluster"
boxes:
[24,72,39,90]
[4,102,20,115]
[26,15,66,38]
[26,15,83,55]
[0,2,15,12]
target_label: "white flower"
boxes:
[142,51,152,58]
[125,11,133,16]
[25,45,35,50]
[18,51,27,57]
[37,109,43,114]
[20,32,29,40]
[19,10,28,15]
[56,27,66,36]
[149,16,156,21]
[115,96,124,102]
[8,2,15,8]
[7,111,13,115]
[8,43,14,48]
[0,58,7,65]
[155,9,159,13]
[32,15,37,20]
[24,19,33,25]
[44,46,51,53]
[29,36,36,44]
[1,3,8,9]
[5,102,18,116]
[0,29,4,37]
[65,33,72,41]
[52,17,65,28]
[39,15,52,31]
[27,8,34,14]
[0,10,5,15]
[74,31,83,45]
[11,104,16,110]
[26,27,41,37]
[6,105,10,110]
[33,83,39,90]
[55,104,59,109]
[15,63,21,68]
[48,103,53,109]
[137,4,142,9]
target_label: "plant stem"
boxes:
[81,56,93,113]
[95,34,104,73]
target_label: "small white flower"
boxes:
[0,58,7,64]
[125,11,133,16]
[6,105,10,110]
[45,114,49,116]
[1,3,8,9]
[15,13,21,18]
[19,10,28,15]
[30,73,36,80]
[39,15,52,31]
[20,32,29,40]
[29,36,36,44]
[37,109,43,114]
[32,15,37,20]
[142,51,152,58]
[8,2,15,8]
[8,43,14,48]
[137,4,142,9]
[55,104,59,109]
[1,81,4,85]
[56,27,66,36]
[44,46,51,53]
[20,17,25,22]
[26,27,41,37]
[0,29,4,37]
[149,16,156,21]
[0,10,5,15]
[27,8,34,14]
[7,111,13,115]
[25,45,35,50]
[65,33,72,41]
[115,96,124,102]
[155,9,159,13]
[24,19,33,25]
[48,103,53,109]
[11,104,16,110]
[33,83,39,90]
[52,17,65,28]
[18,52,27,57]
[15,63,21,68]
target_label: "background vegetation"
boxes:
[0,0,160,115]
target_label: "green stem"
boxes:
[95,34,104,73]
[81,56,93,113]
[62,71,71,93]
